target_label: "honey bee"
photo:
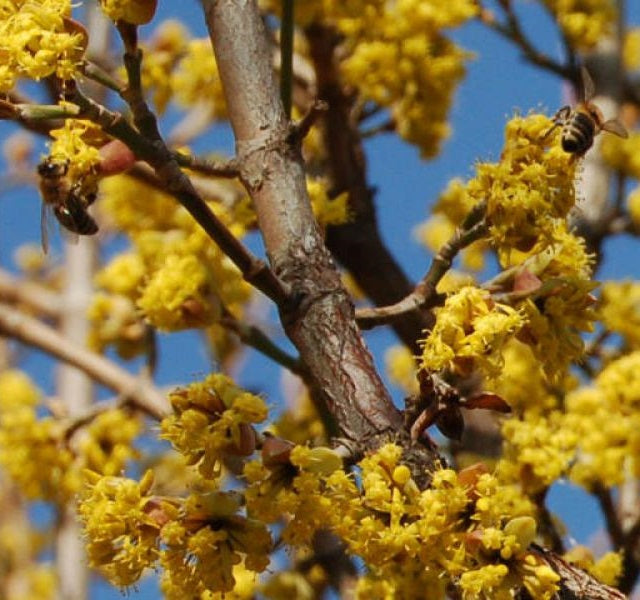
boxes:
[37,157,99,253]
[544,66,628,157]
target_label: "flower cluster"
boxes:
[0,0,86,91]
[482,114,577,255]
[160,374,267,479]
[99,0,157,25]
[565,351,640,489]
[79,470,271,595]
[0,367,142,505]
[260,0,477,158]
[307,178,350,228]
[385,344,419,396]
[0,370,78,502]
[78,409,141,476]
[492,345,640,495]
[420,286,525,379]
[601,132,640,179]
[138,23,227,118]
[43,118,104,203]
[417,113,579,274]
[599,280,640,350]
[542,0,616,50]
[159,490,271,596]
[91,174,252,351]
[512,231,597,380]
[247,444,553,599]
[79,470,162,586]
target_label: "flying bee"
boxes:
[543,66,628,157]
[37,157,99,253]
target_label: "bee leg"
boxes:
[541,106,571,141]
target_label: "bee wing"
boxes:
[40,202,53,254]
[602,118,629,138]
[580,66,596,102]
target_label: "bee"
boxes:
[37,157,99,253]
[544,66,628,157]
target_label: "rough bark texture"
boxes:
[202,0,430,461]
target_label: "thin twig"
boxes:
[68,85,291,306]
[288,99,328,142]
[356,202,488,329]
[0,301,169,420]
[360,119,396,139]
[80,60,125,94]
[0,268,62,319]
[173,152,240,178]
[477,3,572,79]
[219,307,305,376]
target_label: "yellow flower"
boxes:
[99,0,157,25]
[600,280,640,349]
[542,0,615,50]
[137,253,222,330]
[161,374,266,479]
[171,39,227,118]
[385,345,419,395]
[628,185,640,228]
[624,28,640,70]
[307,178,350,227]
[0,1,86,88]
[602,132,640,179]
[78,409,141,476]
[78,470,161,586]
[420,286,524,378]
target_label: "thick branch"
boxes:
[202,0,428,462]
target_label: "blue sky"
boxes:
[0,1,639,598]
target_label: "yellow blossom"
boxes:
[139,20,189,113]
[0,387,78,502]
[420,285,524,378]
[501,411,578,493]
[600,280,640,349]
[307,178,350,227]
[161,374,266,479]
[78,470,161,586]
[385,345,419,395]
[542,0,615,50]
[88,293,147,358]
[99,0,157,25]
[137,253,222,330]
[624,28,640,70]
[78,409,141,476]
[0,1,86,89]
[628,185,640,228]
[602,132,640,179]
[171,38,227,118]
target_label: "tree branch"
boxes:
[356,202,488,328]
[201,0,435,471]
[0,301,168,420]
[68,84,291,306]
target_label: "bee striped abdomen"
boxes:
[561,112,595,154]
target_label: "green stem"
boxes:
[280,0,294,118]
